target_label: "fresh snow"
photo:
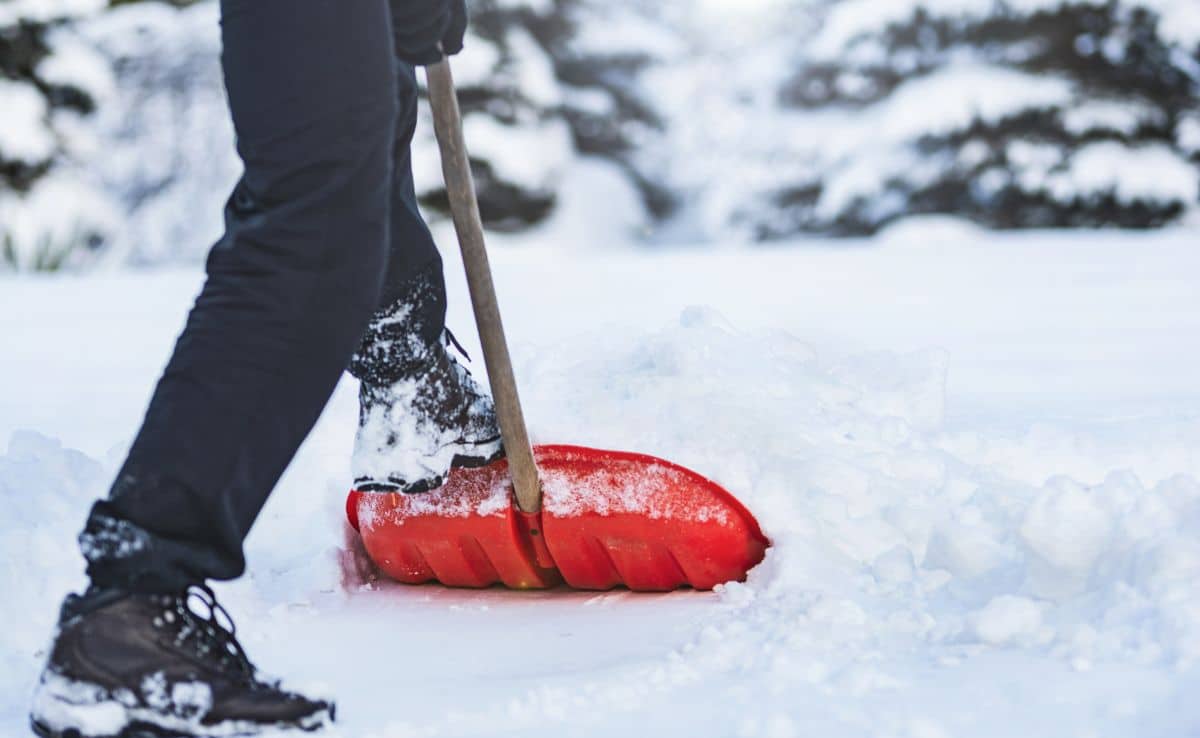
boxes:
[2,224,1199,737]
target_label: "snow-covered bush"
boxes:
[0,0,119,270]
[753,0,1200,236]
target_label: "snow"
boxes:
[639,9,1199,241]
[970,595,1046,646]
[1020,477,1117,598]
[0,79,55,164]
[352,360,503,495]
[461,115,573,192]
[8,0,1195,261]
[626,0,1200,240]
[569,4,687,59]
[1047,143,1200,204]
[812,0,1200,56]
[71,0,240,266]
[1179,116,1200,155]
[819,66,1075,215]
[1060,101,1159,138]
[38,26,117,105]
[2,225,1200,736]
[450,33,503,89]
[0,0,105,25]
[503,29,563,109]
[0,171,121,271]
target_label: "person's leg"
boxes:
[350,61,445,386]
[32,3,398,734]
[80,0,399,593]
[346,60,503,494]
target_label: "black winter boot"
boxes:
[349,262,504,494]
[352,331,504,494]
[29,587,333,738]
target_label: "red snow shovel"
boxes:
[345,60,767,592]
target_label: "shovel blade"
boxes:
[348,445,767,592]
[349,458,561,589]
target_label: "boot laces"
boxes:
[443,328,473,367]
[155,585,256,683]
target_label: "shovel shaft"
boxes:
[426,60,542,514]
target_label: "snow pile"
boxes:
[518,307,1200,671]
[0,432,99,707]
[336,281,1200,735]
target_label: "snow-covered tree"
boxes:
[412,0,581,230]
[0,0,118,270]
[757,0,1200,236]
[15,0,1197,263]
[74,0,238,265]
[410,0,665,230]
[66,0,648,263]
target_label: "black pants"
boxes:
[81,0,444,593]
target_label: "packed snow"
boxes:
[3,222,1199,737]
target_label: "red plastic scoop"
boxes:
[347,445,768,591]
[345,62,768,593]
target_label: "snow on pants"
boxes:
[80,0,446,593]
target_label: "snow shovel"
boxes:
[345,59,768,591]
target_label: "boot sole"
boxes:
[355,440,505,494]
[32,715,330,738]
[32,717,182,738]
[31,689,333,738]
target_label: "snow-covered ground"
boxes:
[2,224,1199,737]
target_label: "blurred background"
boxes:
[1,0,1198,270]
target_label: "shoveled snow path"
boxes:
[2,227,1199,737]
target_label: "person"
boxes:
[28,1,501,736]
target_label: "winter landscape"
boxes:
[3,0,1200,737]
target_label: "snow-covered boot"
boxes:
[30,586,333,738]
[352,331,504,494]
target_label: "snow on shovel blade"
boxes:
[347,445,768,592]
[536,446,768,591]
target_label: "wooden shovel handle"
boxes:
[425,60,542,514]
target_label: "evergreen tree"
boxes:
[760,0,1200,236]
